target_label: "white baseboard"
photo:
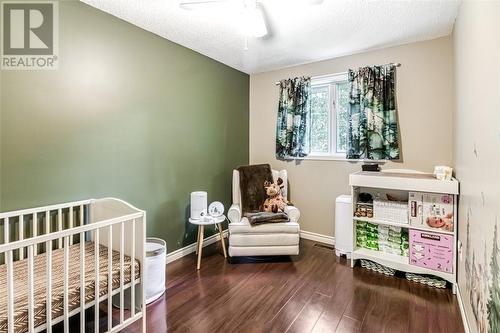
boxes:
[300,230,335,246]
[166,230,228,264]
[457,285,471,333]
[166,229,334,264]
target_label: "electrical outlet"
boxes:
[458,240,463,261]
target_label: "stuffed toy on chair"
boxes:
[262,178,287,213]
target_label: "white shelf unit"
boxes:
[349,171,459,293]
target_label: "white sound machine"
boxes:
[190,191,207,220]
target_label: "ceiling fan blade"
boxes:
[306,0,324,5]
[179,0,236,10]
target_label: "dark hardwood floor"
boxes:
[80,239,465,333]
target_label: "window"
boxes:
[310,73,350,158]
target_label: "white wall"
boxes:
[249,37,454,237]
[453,2,500,332]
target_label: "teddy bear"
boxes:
[262,178,288,213]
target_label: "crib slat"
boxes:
[4,217,9,243]
[45,211,50,234]
[33,213,38,255]
[28,245,35,332]
[19,215,24,259]
[46,211,51,252]
[46,239,53,332]
[80,231,85,333]
[131,219,136,317]
[6,250,14,333]
[69,207,74,245]
[4,217,9,264]
[79,205,85,249]
[58,209,62,249]
[63,236,69,333]
[94,229,100,333]
[119,222,124,324]
[80,205,84,227]
[108,225,113,332]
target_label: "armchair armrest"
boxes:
[228,204,242,224]
[285,205,300,223]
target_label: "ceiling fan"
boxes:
[179,0,323,48]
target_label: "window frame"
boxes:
[308,72,349,160]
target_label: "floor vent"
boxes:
[313,243,334,251]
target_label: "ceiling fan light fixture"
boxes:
[242,5,267,38]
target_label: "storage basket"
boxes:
[360,259,396,276]
[405,272,446,289]
[373,199,409,223]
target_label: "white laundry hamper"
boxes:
[144,237,167,304]
[113,237,166,308]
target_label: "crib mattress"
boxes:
[0,241,140,333]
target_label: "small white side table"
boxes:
[189,215,227,270]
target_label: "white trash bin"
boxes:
[335,195,353,258]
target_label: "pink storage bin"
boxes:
[409,229,453,273]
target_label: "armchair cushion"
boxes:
[229,233,299,247]
[228,218,299,234]
[228,203,299,224]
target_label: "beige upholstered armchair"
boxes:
[227,169,300,257]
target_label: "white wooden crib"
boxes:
[0,198,146,333]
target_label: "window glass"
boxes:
[309,76,349,157]
[336,81,350,153]
[310,85,330,153]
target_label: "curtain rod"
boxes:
[274,62,401,86]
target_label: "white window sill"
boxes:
[292,154,388,162]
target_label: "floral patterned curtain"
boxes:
[275,77,311,159]
[347,65,400,160]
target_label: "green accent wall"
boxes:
[0,1,249,251]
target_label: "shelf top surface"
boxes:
[349,171,459,194]
[189,215,225,225]
[353,171,456,181]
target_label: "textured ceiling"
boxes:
[81,0,460,74]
